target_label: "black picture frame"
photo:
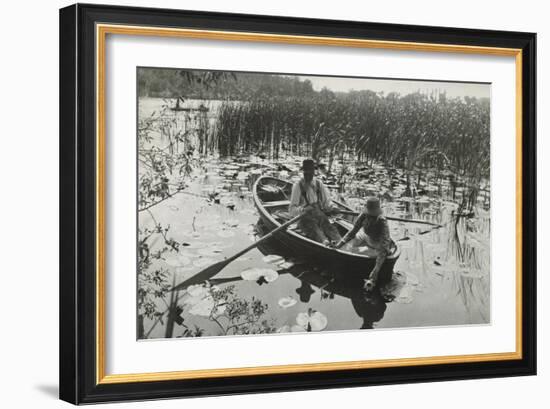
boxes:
[60,3,536,404]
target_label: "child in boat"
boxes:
[336,197,394,291]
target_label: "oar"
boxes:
[171,213,305,292]
[334,209,442,227]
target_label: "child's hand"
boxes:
[363,278,376,292]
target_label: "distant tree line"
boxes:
[137,68,316,100]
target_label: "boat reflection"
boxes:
[255,221,390,330]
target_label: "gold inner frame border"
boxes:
[95,23,523,385]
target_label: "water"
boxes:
[138,98,490,339]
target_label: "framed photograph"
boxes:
[59,3,536,404]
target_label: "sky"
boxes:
[297,75,490,99]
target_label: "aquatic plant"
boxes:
[181,284,277,336]
[278,297,298,309]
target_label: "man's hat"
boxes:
[301,159,316,171]
[364,196,383,216]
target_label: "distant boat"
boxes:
[252,176,400,279]
[170,99,210,113]
[170,98,189,112]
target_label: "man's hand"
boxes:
[302,204,315,215]
[325,208,339,216]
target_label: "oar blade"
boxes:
[170,213,305,293]
[171,259,229,292]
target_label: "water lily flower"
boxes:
[278,297,297,308]
[240,268,279,283]
[296,308,328,332]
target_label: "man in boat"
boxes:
[289,159,342,246]
[336,197,395,291]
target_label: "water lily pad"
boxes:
[277,261,295,270]
[296,309,328,331]
[240,224,256,233]
[262,254,285,265]
[395,286,414,304]
[175,266,194,279]
[184,241,208,249]
[405,272,420,286]
[193,258,214,268]
[195,219,217,228]
[186,284,209,298]
[181,285,212,315]
[188,296,215,317]
[178,250,200,259]
[214,304,227,316]
[224,219,239,227]
[262,269,279,282]
[241,268,279,283]
[164,255,191,267]
[198,247,223,256]
[235,256,252,262]
[241,268,262,281]
[459,269,485,279]
[278,297,298,308]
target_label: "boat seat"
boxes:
[263,200,290,209]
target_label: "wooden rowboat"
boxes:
[252,176,401,279]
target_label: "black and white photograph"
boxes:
[137,67,491,339]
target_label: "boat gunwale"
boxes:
[252,176,401,261]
